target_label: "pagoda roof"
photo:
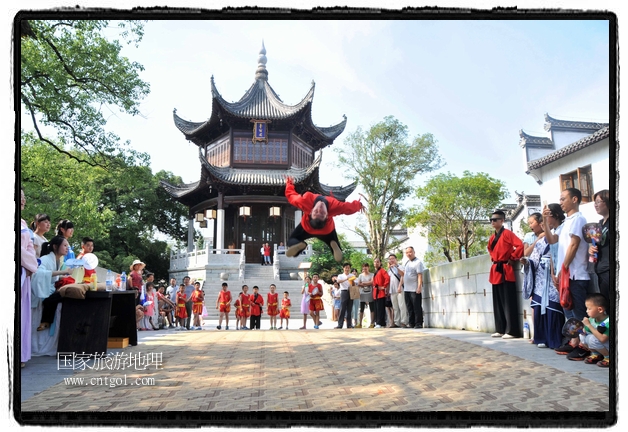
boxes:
[172,43,347,147]
[201,149,323,187]
[543,113,609,132]
[160,149,357,205]
[211,77,314,121]
[527,126,610,171]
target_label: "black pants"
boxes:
[337,290,352,328]
[41,291,63,325]
[288,223,341,255]
[185,301,193,329]
[596,270,610,305]
[492,281,522,337]
[250,314,261,329]
[405,291,423,328]
[374,297,386,326]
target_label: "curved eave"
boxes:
[211,77,315,120]
[528,126,610,170]
[173,110,208,135]
[518,129,553,148]
[315,115,347,140]
[543,113,609,132]
[199,148,323,186]
[317,181,357,201]
[160,178,202,199]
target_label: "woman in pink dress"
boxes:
[20,187,39,368]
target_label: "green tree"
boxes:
[407,171,508,265]
[307,234,358,282]
[21,134,188,280]
[335,116,443,259]
[20,19,150,168]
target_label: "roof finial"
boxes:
[255,40,268,81]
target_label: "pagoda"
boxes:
[161,43,356,263]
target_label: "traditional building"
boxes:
[519,113,610,221]
[161,43,356,263]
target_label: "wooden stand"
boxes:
[58,290,137,355]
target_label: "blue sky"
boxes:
[104,19,609,201]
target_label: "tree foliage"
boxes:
[20,133,188,280]
[407,171,508,266]
[335,116,443,259]
[306,234,360,282]
[20,19,150,168]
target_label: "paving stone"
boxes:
[21,329,610,412]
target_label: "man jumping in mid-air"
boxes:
[284,176,363,262]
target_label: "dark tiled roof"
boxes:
[544,113,609,132]
[200,149,323,186]
[317,115,347,140]
[518,130,553,147]
[211,76,313,120]
[173,109,207,135]
[159,178,202,199]
[527,126,610,171]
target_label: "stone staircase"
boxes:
[201,263,330,322]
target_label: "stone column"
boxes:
[294,210,302,228]
[187,217,194,252]
[216,209,225,253]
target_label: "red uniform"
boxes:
[175,292,188,319]
[308,283,324,312]
[285,178,362,236]
[218,290,232,313]
[240,292,251,318]
[487,228,524,284]
[234,298,242,318]
[249,293,264,316]
[191,289,204,315]
[280,298,292,319]
[267,292,279,316]
[372,267,391,300]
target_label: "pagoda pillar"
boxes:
[187,217,194,252]
[216,210,225,253]
[216,191,225,253]
[294,210,302,228]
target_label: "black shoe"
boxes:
[567,346,590,361]
[555,343,575,355]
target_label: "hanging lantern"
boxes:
[269,206,281,218]
[199,220,208,228]
[205,209,217,220]
[195,212,205,222]
[239,206,251,217]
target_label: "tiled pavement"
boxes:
[20,322,611,412]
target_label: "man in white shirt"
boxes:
[544,188,590,321]
[387,253,408,328]
[403,246,425,329]
[334,263,354,329]
[544,188,591,358]
[166,278,177,302]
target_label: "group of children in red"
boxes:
[170,281,205,330]
[215,283,294,330]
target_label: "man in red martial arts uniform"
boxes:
[487,210,524,339]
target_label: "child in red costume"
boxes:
[279,291,292,330]
[239,285,251,330]
[308,273,324,329]
[284,176,362,262]
[249,286,264,330]
[190,281,205,330]
[267,284,279,330]
[175,284,188,330]
[216,282,232,330]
